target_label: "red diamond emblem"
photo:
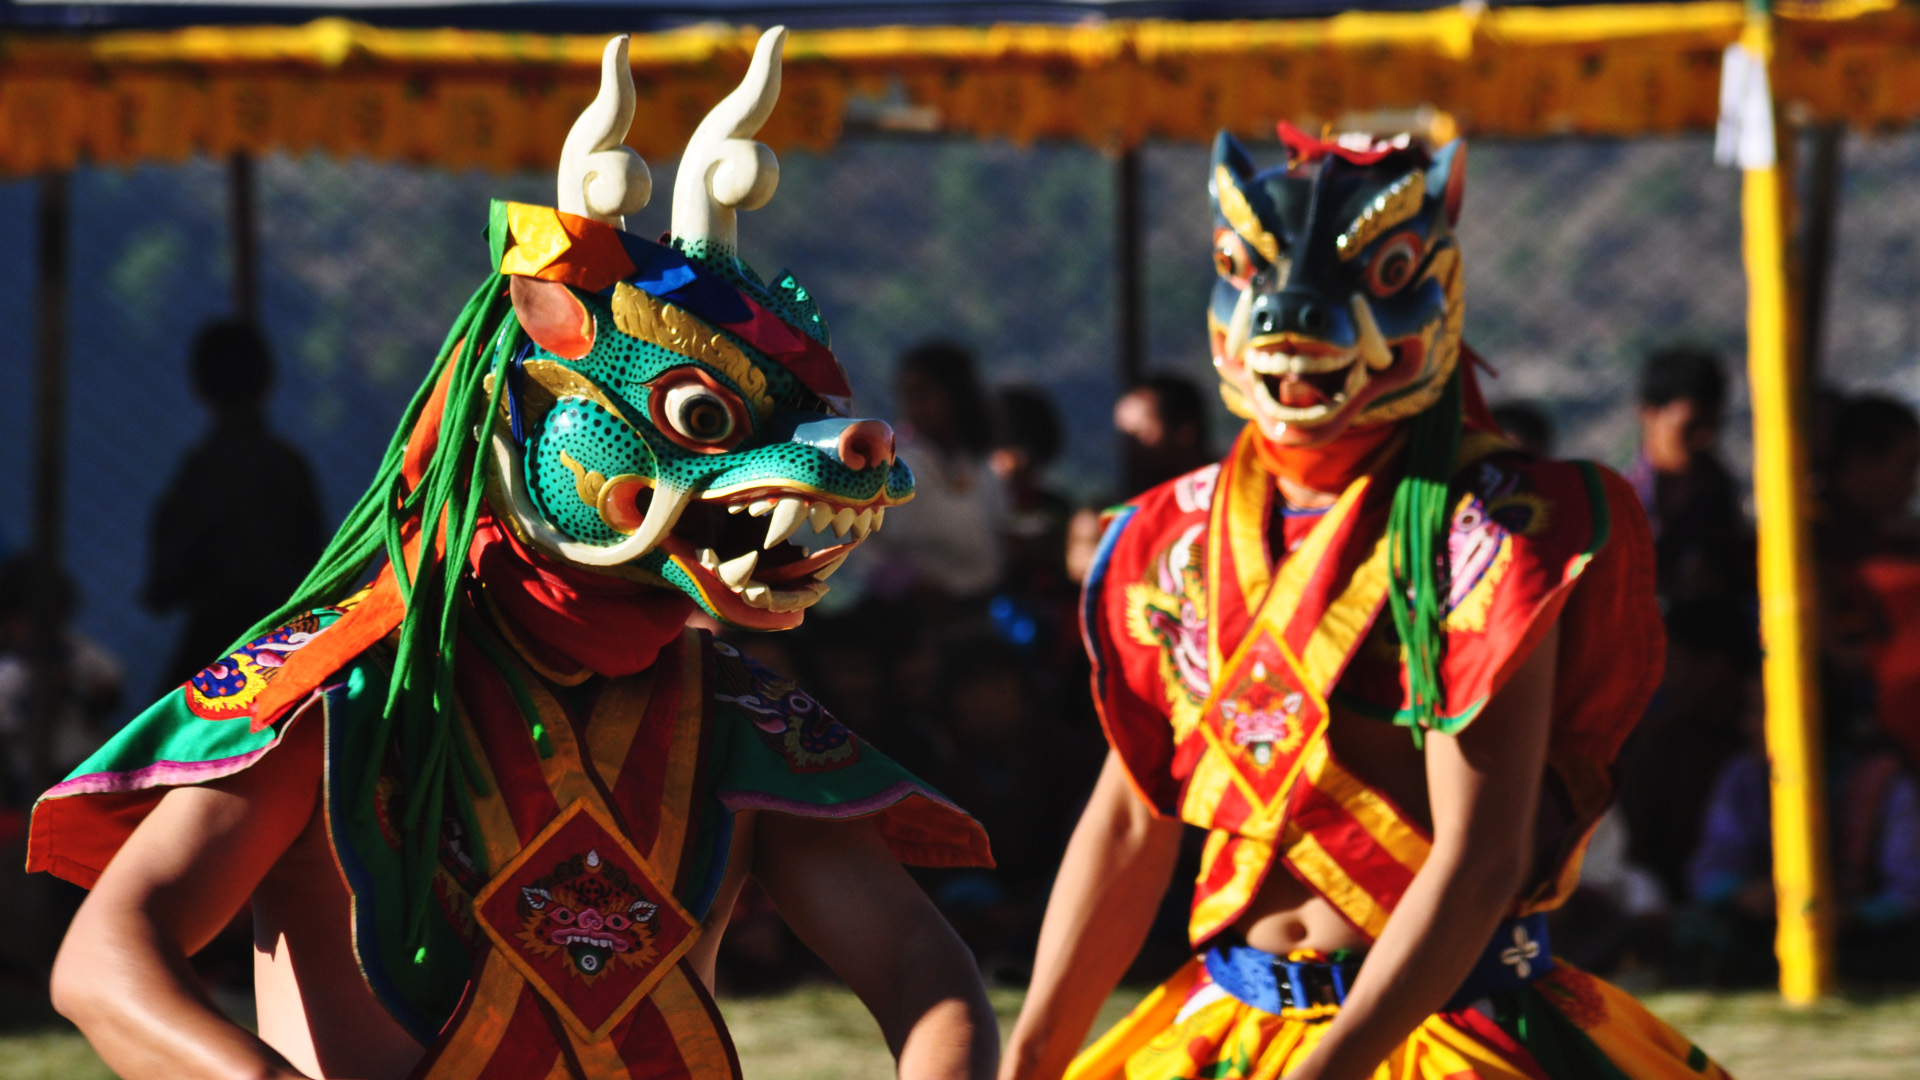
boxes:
[474,799,700,1043]
[1199,627,1328,812]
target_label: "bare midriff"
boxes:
[248,792,754,1079]
[1231,705,1430,956]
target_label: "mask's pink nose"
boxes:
[838,420,897,472]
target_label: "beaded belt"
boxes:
[1202,913,1553,1016]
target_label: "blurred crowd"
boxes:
[4,323,1920,997]
[1549,347,1920,989]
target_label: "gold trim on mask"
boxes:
[611,282,773,418]
[1336,171,1426,260]
[1350,244,1464,426]
[1212,165,1283,265]
[557,450,608,505]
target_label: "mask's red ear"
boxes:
[509,276,596,360]
[1429,140,1467,227]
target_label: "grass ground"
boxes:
[3,984,1915,1079]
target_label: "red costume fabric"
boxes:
[1082,425,1663,944]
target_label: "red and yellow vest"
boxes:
[1083,427,1662,946]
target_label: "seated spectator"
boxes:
[1490,400,1555,457]
[1627,345,1749,606]
[917,637,1064,975]
[1617,595,1757,900]
[1817,394,1920,566]
[989,387,1074,598]
[1115,375,1214,499]
[144,320,324,692]
[1816,396,1920,758]
[0,556,123,810]
[1679,676,1920,985]
[1550,806,1671,977]
[862,341,1006,605]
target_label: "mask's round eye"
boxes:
[1366,233,1424,297]
[647,368,750,454]
[549,908,577,925]
[1213,228,1255,289]
[666,385,734,442]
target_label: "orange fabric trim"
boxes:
[874,795,997,869]
[648,636,707,882]
[403,351,458,488]
[248,351,462,731]
[414,952,533,1080]
[1250,421,1402,494]
[499,202,639,293]
[247,555,408,732]
[649,969,742,1080]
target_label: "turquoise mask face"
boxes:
[483,30,912,631]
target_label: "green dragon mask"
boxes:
[482,29,911,632]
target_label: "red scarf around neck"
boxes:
[1252,421,1403,495]
[468,509,695,680]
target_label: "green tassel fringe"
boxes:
[224,272,526,962]
[1384,369,1464,749]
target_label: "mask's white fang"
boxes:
[670,26,786,258]
[557,36,652,228]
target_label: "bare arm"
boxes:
[1283,621,1560,1080]
[752,811,997,1080]
[1001,751,1185,1080]
[52,711,324,1080]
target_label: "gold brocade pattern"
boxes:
[1064,959,1736,1080]
[0,4,1913,176]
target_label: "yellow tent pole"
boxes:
[1738,7,1837,1003]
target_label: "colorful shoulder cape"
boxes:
[1082,427,1662,945]
[30,599,987,1078]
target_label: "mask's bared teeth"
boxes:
[717,550,759,589]
[726,503,746,514]
[696,547,720,569]
[807,502,835,534]
[764,498,807,549]
[872,507,885,533]
[850,507,875,541]
[831,506,857,538]
[748,498,775,517]
[814,552,851,581]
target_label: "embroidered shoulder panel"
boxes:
[183,587,371,721]
[712,641,860,774]
[1444,455,1554,634]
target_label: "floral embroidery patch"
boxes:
[1124,522,1211,739]
[714,641,859,772]
[183,587,368,720]
[1445,460,1549,634]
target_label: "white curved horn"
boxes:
[670,26,786,257]
[558,35,652,228]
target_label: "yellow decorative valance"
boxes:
[0,1,1911,174]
